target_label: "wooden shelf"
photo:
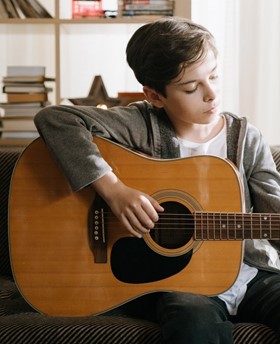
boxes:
[1,0,191,105]
[0,138,34,146]
[0,16,166,25]
[0,18,55,24]
[58,16,165,24]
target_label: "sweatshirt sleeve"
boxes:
[34,104,152,192]
[244,125,280,252]
[245,127,280,214]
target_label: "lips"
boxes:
[204,103,219,114]
[204,106,217,114]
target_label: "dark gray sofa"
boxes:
[0,142,279,344]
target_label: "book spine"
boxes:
[0,0,9,18]
[2,0,19,17]
[7,65,46,77]
[7,93,48,103]
[72,1,104,18]
[122,9,173,16]
[15,0,52,18]
[10,0,25,18]
[124,4,173,10]
[26,0,52,18]
[121,0,174,15]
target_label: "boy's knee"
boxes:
[157,292,225,325]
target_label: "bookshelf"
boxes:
[0,0,191,106]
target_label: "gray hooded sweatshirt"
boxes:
[34,100,280,274]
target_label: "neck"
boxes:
[177,116,224,143]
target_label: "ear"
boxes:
[143,86,165,108]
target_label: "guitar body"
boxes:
[9,137,244,316]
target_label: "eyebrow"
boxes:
[176,64,218,86]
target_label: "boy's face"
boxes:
[145,49,221,138]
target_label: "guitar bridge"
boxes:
[89,194,108,263]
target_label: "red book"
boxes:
[72,1,104,18]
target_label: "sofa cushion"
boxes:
[271,146,280,170]
[0,146,26,277]
[233,323,279,344]
[0,276,279,344]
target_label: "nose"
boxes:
[203,82,217,102]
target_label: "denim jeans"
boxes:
[156,292,233,344]
[108,291,233,343]
[107,270,280,343]
[233,270,280,339]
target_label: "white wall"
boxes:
[60,23,143,100]
[192,0,280,145]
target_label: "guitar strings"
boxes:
[93,212,280,239]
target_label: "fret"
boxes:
[234,213,237,240]
[206,213,209,240]
[213,212,216,240]
[243,215,251,239]
[226,213,229,239]
[228,213,235,239]
[222,214,227,239]
[259,214,263,238]
[261,215,269,238]
[219,213,222,239]
[255,214,262,238]
[194,212,201,239]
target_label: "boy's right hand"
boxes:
[91,171,164,238]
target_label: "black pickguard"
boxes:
[111,238,192,284]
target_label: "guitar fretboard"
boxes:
[195,212,280,240]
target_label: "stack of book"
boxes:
[0,0,52,19]
[0,65,55,139]
[120,0,174,17]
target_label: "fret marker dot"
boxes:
[263,233,268,238]
[237,224,241,228]
[264,216,268,220]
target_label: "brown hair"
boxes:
[126,17,218,96]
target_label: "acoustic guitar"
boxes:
[9,136,280,317]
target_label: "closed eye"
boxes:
[185,87,198,94]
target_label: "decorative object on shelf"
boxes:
[0,0,52,19]
[69,75,146,108]
[69,75,121,107]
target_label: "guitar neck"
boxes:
[195,212,280,240]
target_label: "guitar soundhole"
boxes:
[150,201,193,249]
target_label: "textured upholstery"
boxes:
[0,143,279,344]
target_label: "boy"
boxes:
[35,17,280,343]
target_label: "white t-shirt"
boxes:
[177,120,258,315]
[177,122,227,157]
